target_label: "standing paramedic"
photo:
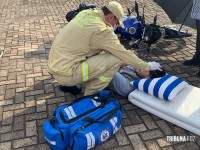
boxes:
[47,1,162,96]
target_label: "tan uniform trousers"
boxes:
[53,53,122,96]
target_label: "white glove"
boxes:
[148,61,162,71]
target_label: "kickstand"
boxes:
[147,44,151,53]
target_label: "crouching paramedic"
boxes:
[47,1,161,96]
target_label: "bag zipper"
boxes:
[52,94,100,117]
[59,100,109,123]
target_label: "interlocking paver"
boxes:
[25,112,47,121]
[13,137,37,148]
[6,83,25,90]
[15,92,25,104]
[26,121,37,137]
[0,142,11,150]
[0,100,14,107]
[2,111,13,125]
[0,125,12,134]
[129,134,147,150]
[115,128,130,145]
[1,130,25,142]
[13,116,24,131]
[36,100,46,112]
[156,120,174,136]
[140,129,164,141]
[0,0,200,149]
[141,115,158,130]
[127,110,143,124]
[4,103,24,111]
[25,90,44,96]
[124,124,147,134]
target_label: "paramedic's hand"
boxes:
[148,61,162,71]
[136,69,150,78]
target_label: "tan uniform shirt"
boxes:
[48,9,150,77]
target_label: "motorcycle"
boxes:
[65,1,192,52]
[115,1,192,52]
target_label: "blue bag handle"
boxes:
[83,107,119,123]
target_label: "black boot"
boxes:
[59,85,82,95]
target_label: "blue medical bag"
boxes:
[43,90,122,150]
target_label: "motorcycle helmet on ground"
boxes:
[65,3,96,22]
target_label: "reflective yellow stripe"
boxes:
[98,76,112,83]
[82,63,89,81]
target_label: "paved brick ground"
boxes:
[0,0,200,149]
